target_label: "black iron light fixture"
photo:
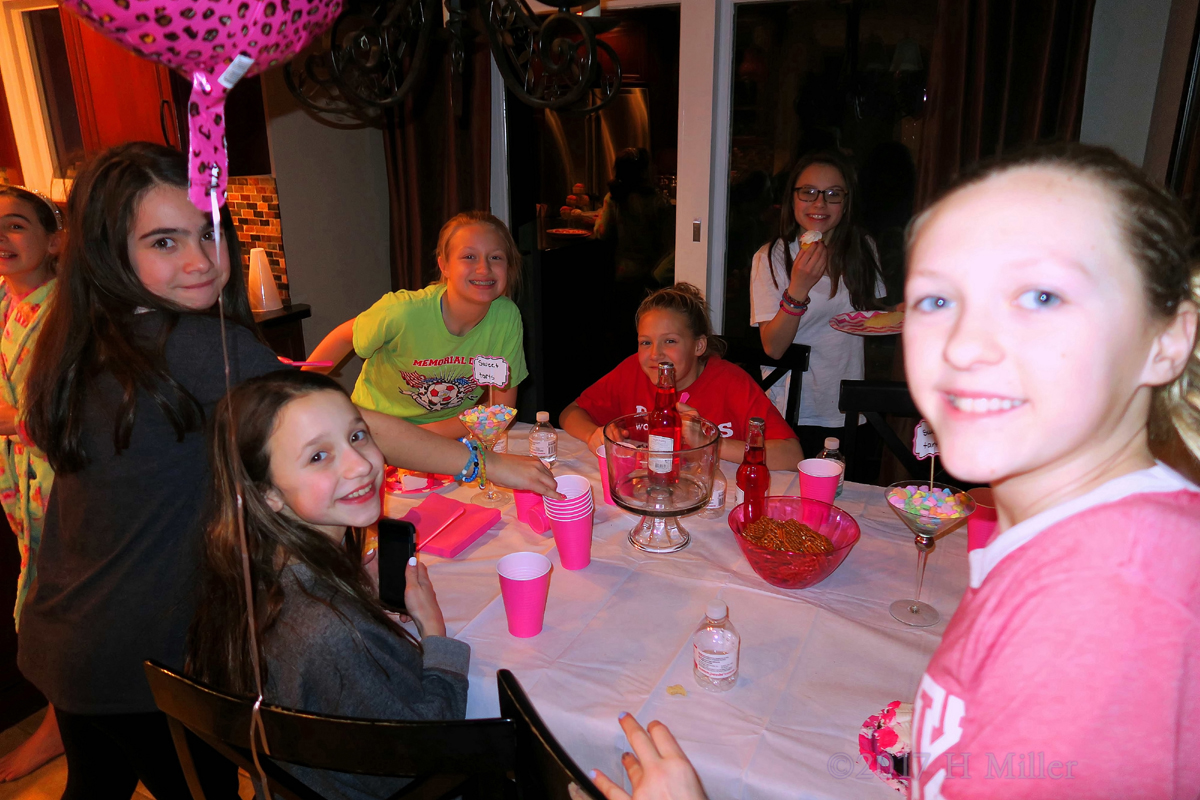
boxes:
[284,0,622,125]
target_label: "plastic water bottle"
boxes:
[816,437,845,498]
[698,467,727,519]
[529,411,557,467]
[693,600,739,692]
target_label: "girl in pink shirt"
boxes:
[587,144,1200,800]
[901,144,1200,798]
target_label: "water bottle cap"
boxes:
[824,437,840,450]
[706,600,728,620]
[536,411,549,422]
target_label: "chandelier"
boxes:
[284,0,624,125]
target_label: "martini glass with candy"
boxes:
[884,482,975,627]
[459,404,517,508]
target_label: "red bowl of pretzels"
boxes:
[728,496,861,589]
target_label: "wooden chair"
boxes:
[497,669,606,800]
[144,661,518,800]
[838,379,953,484]
[725,339,811,434]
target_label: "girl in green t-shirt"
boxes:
[308,212,527,439]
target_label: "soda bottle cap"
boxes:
[824,437,839,449]
[536,411,549,422]
[706,600,728,620]
[749,416,764,426]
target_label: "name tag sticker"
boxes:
[913,419,939,461]
[472,356,510,388]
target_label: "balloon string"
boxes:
[212,166,272,790]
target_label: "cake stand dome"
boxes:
[603,413,721,553]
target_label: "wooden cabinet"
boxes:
[59,6,179,154]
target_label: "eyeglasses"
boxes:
[793,186,847,204]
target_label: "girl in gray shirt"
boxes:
[188,369,469,800]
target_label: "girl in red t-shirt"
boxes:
[561,283,801,470]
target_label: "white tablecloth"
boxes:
[384,425,968,799]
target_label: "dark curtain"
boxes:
[915,0,1095,207]
[383,23,492,291]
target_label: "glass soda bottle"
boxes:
[529,411,558,467]
[647,362,681,486]
[735,417,769,522]
[698,467,727,519]
[693,600,739,692]
[816,437,845,498]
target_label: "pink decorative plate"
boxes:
[546,228,591,238]
[830,310,904,335]
[859,701,912,794]
[384,466,456,495]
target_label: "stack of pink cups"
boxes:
[542,474,594,570]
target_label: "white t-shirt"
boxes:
[749,238,884,427]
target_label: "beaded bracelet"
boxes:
[779,299,807,317]
[477,444,488,489]
[781,290,810,310]
[456,437,482,483]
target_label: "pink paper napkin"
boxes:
[402,494,501,558]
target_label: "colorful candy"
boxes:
[458,404,517,441]
[887,485,972,519]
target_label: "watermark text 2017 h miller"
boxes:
[826,751,1079,781]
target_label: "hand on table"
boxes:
[488,452,563,499]
[788,240,827,301]
[587,713,709,800]
[404,558,446,638]
[676,402,709,446]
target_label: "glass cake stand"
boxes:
[603,413,720,553]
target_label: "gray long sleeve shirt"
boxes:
[263,563,471,800]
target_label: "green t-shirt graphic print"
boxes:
[351,284,528,424]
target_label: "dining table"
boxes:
[383,424,970,799]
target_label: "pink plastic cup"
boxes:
[543,494,593,518]
[545,503,593,522]
[549,514,593,570]
[595,445,615,505]
[966,487,998,551]
[497,552,552,637]
[544,475,593,517]
[514,490,549,534]
[798,459,841,506]
[552,474,591,499]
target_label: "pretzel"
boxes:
[743,517,834,555]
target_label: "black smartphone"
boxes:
[377,519,416,614]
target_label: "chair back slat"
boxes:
[725,340,810,433]
[839,379,929,483]
[497,670,605,800]
[145,661,517,799]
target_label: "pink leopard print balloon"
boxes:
[63,0,342,209]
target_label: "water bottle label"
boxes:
[693,644,737,680]
[530,438,555,459]
[648,434,674,473]
[705,484,725,510]
[734,487,744,507]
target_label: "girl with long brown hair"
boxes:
[17,142,538,798]
[189,369,466,800]
[749,150,886,457]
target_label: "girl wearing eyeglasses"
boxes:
[749,150,887,458]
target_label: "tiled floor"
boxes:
[0,710,254,799]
